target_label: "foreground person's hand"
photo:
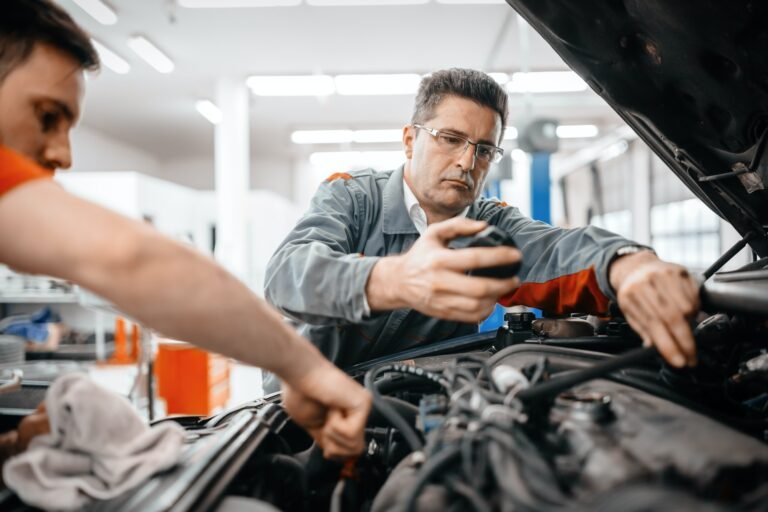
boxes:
[0,403,50,469]
[279,353,371,460]
[610,251,701,368]
[15,403,50,452]
[367,217,521,323]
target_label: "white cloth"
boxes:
[3,373,185,511]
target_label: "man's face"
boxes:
[403,95,502,219]
[0,43,85,171]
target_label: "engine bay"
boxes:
[215,310,768,512]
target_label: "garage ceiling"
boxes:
[55,0,621,163]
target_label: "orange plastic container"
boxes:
[155,342,230,416]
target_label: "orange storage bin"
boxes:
[155,341,231,416]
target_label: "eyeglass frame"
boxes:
[412,123,505,164]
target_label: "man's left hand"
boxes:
[610,251,700,367]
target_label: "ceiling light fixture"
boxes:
[195,100,223,125]
[352,129,403,143]
[436,0,507,4]
[178,0,301,7]
[307,0,428,5]
[71,0,117,25]
[291,129,404,144]
[291,130,353,144]
[335,74,422,95]
[507,71,587,93]
[556,124,599,138]
[127,35,174,73]
[309,150,404,169]
[91,39,130,74]
[247,75,335,96]
[503,126,519,140]
[488,73,509,85]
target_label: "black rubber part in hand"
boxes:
[447,226,521,279]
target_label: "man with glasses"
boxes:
[265,68,701,377]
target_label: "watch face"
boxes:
[617,246,645,256]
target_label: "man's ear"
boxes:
[403,125,415,159]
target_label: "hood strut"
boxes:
[704,232,758,280]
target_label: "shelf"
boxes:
[0,294,79,304]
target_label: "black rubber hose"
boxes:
[515,346,656,404]
[365,366,424,452]
[403,444,462,512]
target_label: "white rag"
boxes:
[3,372,185,510]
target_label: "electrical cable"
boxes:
[516,346,656,404]
[403,443,462,512]
[330,479,345,512]
[365,365,429,452]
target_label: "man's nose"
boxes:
[42,131,72,170]
[457,142,476,172]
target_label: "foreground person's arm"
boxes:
[0,180,370,458]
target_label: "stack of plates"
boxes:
[0,361,84,383]
[0,335,25,365]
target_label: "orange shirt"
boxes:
[0,146,52,196]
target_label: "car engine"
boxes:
[216,308,768,512]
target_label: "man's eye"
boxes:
[439,134,463,146]
[39,111,60,132]
[477,146,493,158]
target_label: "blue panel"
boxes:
[483,178,502,201]
[531,152,551,224]
[479,303,506,332]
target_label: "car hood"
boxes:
[507,0,768,257]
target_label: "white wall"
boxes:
[160,155,295,199]
[247,190,302,293]
[70,125,159,174]
[251,156,294,201]
[157,157,217,190]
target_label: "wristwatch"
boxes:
[615,245,655,258]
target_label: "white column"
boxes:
[630,141,651,244]
[214,78,250,283]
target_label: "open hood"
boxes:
[507,0,768,257]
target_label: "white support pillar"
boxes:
[214,78,250,283]
[630,141,651,244]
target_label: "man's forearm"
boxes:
[365,256,406,311]
[0,181,328,381]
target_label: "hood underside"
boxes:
[507,0,768,257]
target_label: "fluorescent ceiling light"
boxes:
[127,36,174,73]
[91,39,129,74]
[335,74,422,95]
[292,129,403,144]
[556,124,598,138]
[436,0,506,4]
[511,148,528,161]
[247,75,335,96]
[353,129,402,143]
[195,100,222,125]
[71,0,117,25]
[507,71,587,93]
[488,73,508,85]
[309,150,404,169]
[502,126,518,140]
[598,140,629,161]
[307,0,427,5]
[292,130,353,144]
[179,0,300,6]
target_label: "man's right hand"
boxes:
[280,360,371,460]
[366,218,521,323]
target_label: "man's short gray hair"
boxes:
[411,68,509,142]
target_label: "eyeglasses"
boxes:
[412,124,504,164]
